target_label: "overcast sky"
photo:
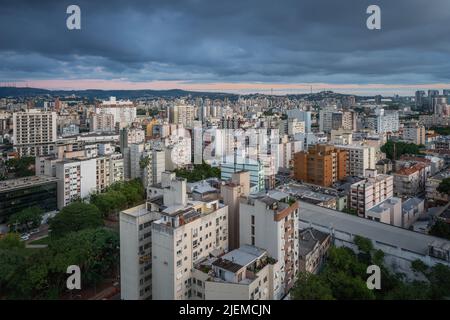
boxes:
[1,0,450,95]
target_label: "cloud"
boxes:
[1,0,450,94]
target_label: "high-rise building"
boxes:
[12,110,57,156]
[415,90,426,109]
[349,169,394,217]
[90,113,115,133]
[120,203,160,300]
[221,171,250,250]
[239,193,299,298]
[96,97,137,129]
[336,144,376,177]
[55,158,97,209]
[151,173,229,300]
[402,122,426,145]
[293,144,347,187]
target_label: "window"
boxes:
[251,236,255,246]
[251,215,255,225]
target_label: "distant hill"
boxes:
[0,87,239,100]
[0,86,372,101]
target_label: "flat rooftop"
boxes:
[0,175,58,192]
[220,244,266,268]
[298,201,450,256]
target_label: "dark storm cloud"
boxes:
[1,0,450,84]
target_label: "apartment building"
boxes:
[221,171,250,250]
[55,152,124,209]
[365,109,399,133]
[95,153,124,192]
[239,192,299,298]
[90,113,115,133]
[55,158,97,209]
[298,228,331,274]
[169,105,195,128]
[349,169,394,217]
[319,110,355,132]
[151,173,229,300]
[120,127,145,151]
[96,96,137,129]
[393,163,429,197]
[402,122,426,145]
[293,144,347,187]
[365,197,402,227]
[120,203,160,300]
[336,144,376,177]
[221,156,265,192]
[12,109,57,156]
[192,244,281,300]
[426,170,450,203]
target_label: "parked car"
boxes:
[29,228,40,235]
[20,233,30,241]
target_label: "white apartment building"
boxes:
[349,169,394,217]
[374,109,399,133]
[12,109,57,156]
[192,244,281,300]
[55,152,123,209]
[151,173,229,300]
[96,97,137,129]
[336,144,376,177]
[287,118,305,136]
[120,127,145,150]
[402,122,426,145]
[330,129,353,145]
[120,203,160,300]
[169,105,195,128]
[123,143,145,181]
[239,192,299,298]
[55,158,97,209]
[366,197,402,227]
[90,113,115,133]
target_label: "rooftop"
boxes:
[298,201,450,256]
[0,175,58,192]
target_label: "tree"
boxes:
[48,228,119,289]
[427,263,450,299]
[175,162,221,182]
[5,156,35,177]
[380,141,422,160]
[437,178,450,195]
[411,259,428,275]
[429,220,450,240]
[354,235,373,254]
[0,233,25,250]
[49,202,103,238]
[8,207,43,232]
[291,272,334,300]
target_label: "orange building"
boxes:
[294,144,347,187]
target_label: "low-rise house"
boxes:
[298,228,331,274]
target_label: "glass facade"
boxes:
[0,181,57,223]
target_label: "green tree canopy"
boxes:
[8,207,43,232]
[380,141,422,160]
[437,178,450,195]
[291,272,334,300]
[49,202,103,238]
[429,220,450,240]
